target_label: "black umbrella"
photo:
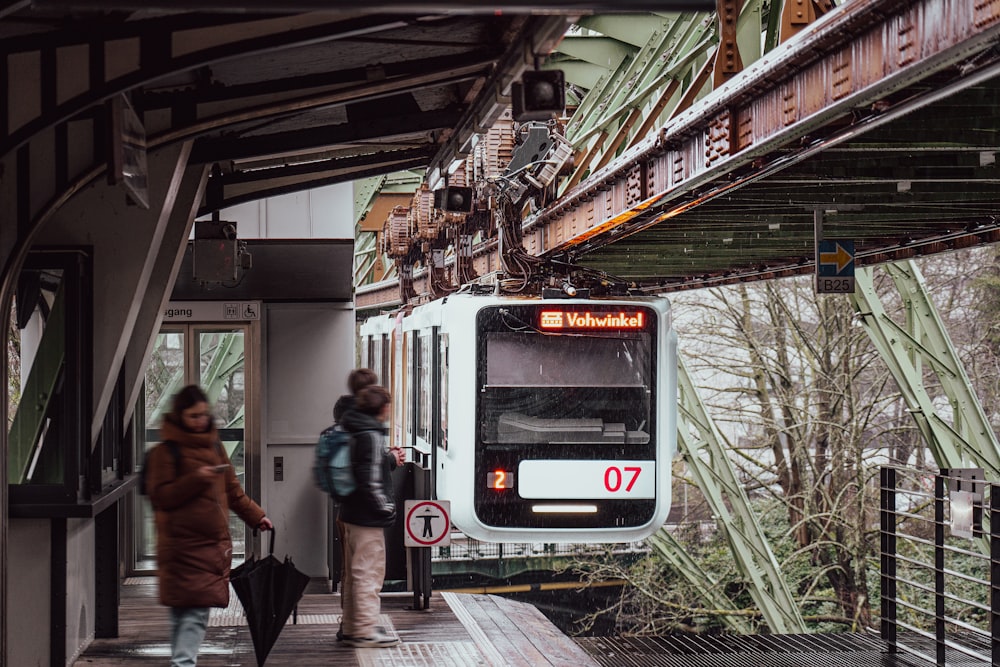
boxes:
[230,527,310,666]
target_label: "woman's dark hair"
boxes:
[348,368,379,395]
[167,384,210,424]
[355,385,390,416]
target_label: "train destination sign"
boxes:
[539,310,646,330]
[518,460,655,499]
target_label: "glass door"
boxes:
[133,324,251,573]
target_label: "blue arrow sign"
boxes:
[816,240,855,294]
[817,240,855,277]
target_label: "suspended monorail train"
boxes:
[359,292,677,543]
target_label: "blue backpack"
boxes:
[313,425,356,501]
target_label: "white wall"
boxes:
[209,182,355,240]
[262,303,356,577]
[65,519,96,664]
[9,519,51,667]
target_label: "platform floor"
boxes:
[73,577,946,667]
[74,576,598,666]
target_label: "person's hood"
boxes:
[333,394,355,422]
[160,417,219,448]
[341,408,386,434]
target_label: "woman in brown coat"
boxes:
[147,385,273,667]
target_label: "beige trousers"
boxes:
[340,522,387,638]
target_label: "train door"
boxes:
[129,305,260,574]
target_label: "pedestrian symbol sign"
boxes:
[404,500,451,547]
[816,239,855,294]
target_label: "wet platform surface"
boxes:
[74,577,946,666]
[74,576,597,666]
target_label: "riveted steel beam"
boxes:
[34,0,717,11]
[523,0,1000,260]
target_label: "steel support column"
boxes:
[672,355,807,633]
[852,262,1000,476]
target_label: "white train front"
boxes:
[360,293,678,543]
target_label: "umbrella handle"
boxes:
[250,526,276,557]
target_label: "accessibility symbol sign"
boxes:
[404,500,451,547]
[816,239,855,294]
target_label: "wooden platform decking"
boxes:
[72,576,942,667]
[73,576,600,666]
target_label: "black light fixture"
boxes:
[511,69,565,122]
[433,186,474,213]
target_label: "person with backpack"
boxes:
[316,367,380,500]
[315,368,403,642]
[145,385,273,667]
[337,384,404,648]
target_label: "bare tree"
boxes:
[673,277,894,626]
[7,304,20,430]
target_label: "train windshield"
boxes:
[478,305,655,447]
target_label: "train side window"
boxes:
[439,333,448,451]
[418,333,432,443]
[380,333,390,385]
[404,332,414,443]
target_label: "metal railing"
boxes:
[881,466,995,666]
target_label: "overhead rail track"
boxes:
[357,0,1000,310]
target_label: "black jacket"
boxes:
[339,408,397,527]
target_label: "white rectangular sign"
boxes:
[163,301,260,322]
[518,460,655,499]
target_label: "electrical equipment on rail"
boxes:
[360,293,678,543]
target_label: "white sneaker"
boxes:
[345,631,399,648]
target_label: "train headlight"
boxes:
[531,504,599,514]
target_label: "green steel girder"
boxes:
[561,0,771,175]
[564,14,713,147]
[575,14,673,48]
[8,283,65,484]
[851,261,1000,477]
[353,170,424,233]
[354,243,380,286]
[353,171,422,287]
[647,530,754,633]
[559,12,740,192]
[561,40,634,142]
[354,176,388,231]
[734,0,764,66]
[201,334,245,408]
[670,355,808,633]
[547,58,609,92]
[555,35,638,70]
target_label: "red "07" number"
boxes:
[604,466,642,492]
